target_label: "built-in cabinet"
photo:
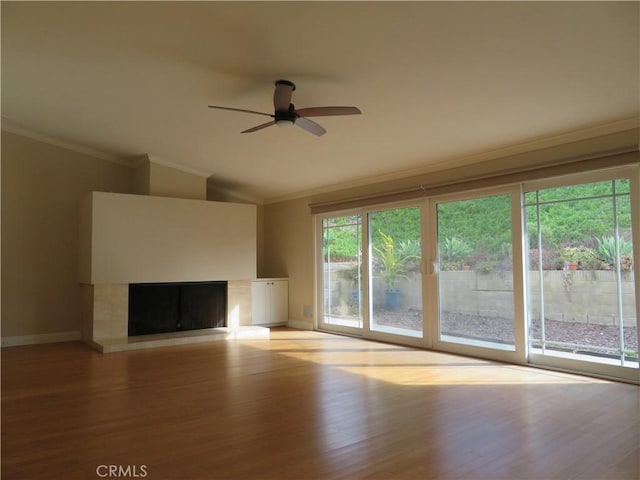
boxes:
[251,279,288,325]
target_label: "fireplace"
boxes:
[128,281,227,336]
[78,190,263,352]
[80,279,260,353]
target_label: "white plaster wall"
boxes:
[80,192,257,284]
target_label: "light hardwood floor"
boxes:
[2,328,638,480]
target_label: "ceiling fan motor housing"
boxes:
[274,103,298,125]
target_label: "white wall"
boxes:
[80,192,257,284]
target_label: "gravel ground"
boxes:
[373,309,638,356]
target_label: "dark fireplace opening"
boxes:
[128,281,227,337]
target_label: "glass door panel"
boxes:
[320,215,363,332]
[525,179,638,369]
[369,206,423,338]
[436,194,516,350]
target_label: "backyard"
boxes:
[371,308,638,358]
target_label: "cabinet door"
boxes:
[269,280,289,324]
[251,281,268,325]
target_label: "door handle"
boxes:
[421,260,438,275]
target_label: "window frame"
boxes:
[522,166,640,382]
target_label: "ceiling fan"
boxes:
[208,80,361,136]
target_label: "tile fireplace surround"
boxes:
[80,280,268,353]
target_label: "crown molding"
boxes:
[1,122,133,167]
[264,117,640,205]
[1,123,216,180]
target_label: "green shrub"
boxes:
[559,246,600,270]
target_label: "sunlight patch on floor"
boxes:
[238,330,601,386]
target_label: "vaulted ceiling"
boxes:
[2,1,638,203]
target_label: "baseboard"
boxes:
[1,331,82,347]
[286,319,314,331]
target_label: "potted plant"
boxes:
[373,230,414,311]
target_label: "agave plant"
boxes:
[397,238,421,271]
[439,237,472,270]
[597,236,633,268]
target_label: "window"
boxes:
[436,193,516,350]
[525,177,638,371]
[316,165,639,381]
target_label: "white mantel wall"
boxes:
[79,192,257,284]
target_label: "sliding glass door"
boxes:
[316,167,638,380]
[429,187,525,362]
[524,172,639,379]
[317,204,424,342]
[434,193,517,351]
[318,214,363,334]
[318,193,524,358]
[368,206,423,339]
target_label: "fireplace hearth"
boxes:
[128,281,227,336]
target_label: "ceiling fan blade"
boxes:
[241,121,276,133]
[295,106,361,117]
[208,105,273,117]
[273,80,296,112]
[295,117,326,136]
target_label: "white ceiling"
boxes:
[2,1,638,203]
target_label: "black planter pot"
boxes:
[384,289,402,311]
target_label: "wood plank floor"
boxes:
[2,328,638,480]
